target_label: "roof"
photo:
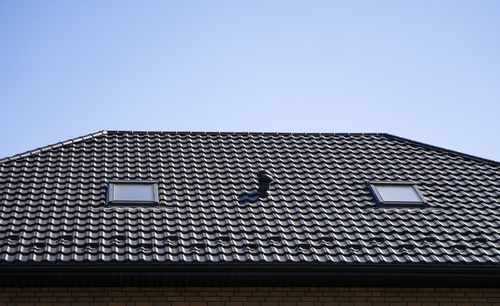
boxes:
[0,131,499,270]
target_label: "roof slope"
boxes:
[0,131,498,264]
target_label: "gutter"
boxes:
[0,263,499,287]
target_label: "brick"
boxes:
[260,302,279,306]
[15,292,38,297]
[10,297,31,302]
[202,296,223,302]
[350,297,369,302]
[266,296,285,302]
[269,291,287,296]
[332,287,352,292]
[388,303,407,306]
[126,291,146,296]
[139,287,162,292]
[130,296,150,302]
[166,297,185,302]
[300,296,319,302]
[354,292,372,297]
[93,296,111,301]
[318,296,335,301]
[184,287,203,292]
[349,288,368,292]
[465,292,484,297]
[38,297,58,302]
[200,287,220,292]
[417,297,438,301]
[416,288,435,292]
[148,297,167,301]
[383,288,402,292]
[3,286,500,305]
[461,288,479,292]
[237,287,256,291]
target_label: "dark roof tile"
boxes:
[0,131,498,265]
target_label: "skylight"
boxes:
[107,181,159,206]
[369,181,426,207]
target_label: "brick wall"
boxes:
[0,287,499,306]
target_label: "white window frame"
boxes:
[107,180,159,206]
[369,181,427,207]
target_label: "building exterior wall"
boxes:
[0,287,499,306]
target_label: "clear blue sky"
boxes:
[1,1,499,161]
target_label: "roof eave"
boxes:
[0,263,499,287]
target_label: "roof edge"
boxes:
[0,130,108,164]
[381,133,500,166]
[106,130,382,136]
[1,263,499,287]
[2,262,500,270]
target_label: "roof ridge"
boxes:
[106,130,382,136]
[381,133,500,166]
[0,130,108,164]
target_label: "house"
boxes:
[0,130,498,305]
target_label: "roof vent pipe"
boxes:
[257,170,273,197]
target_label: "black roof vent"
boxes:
[215,236,230,246]
[370,237,385,245]
[473,237,487,245]
[257,170,273,197]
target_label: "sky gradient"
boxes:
[1,1,499,161]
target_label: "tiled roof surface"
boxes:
[0,131,498,264]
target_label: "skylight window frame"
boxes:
[107,180,159,206]
[369,181,427,208]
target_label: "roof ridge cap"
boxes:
[381,133,500,166]
[106,130,383,136]
[0,130,108,163]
